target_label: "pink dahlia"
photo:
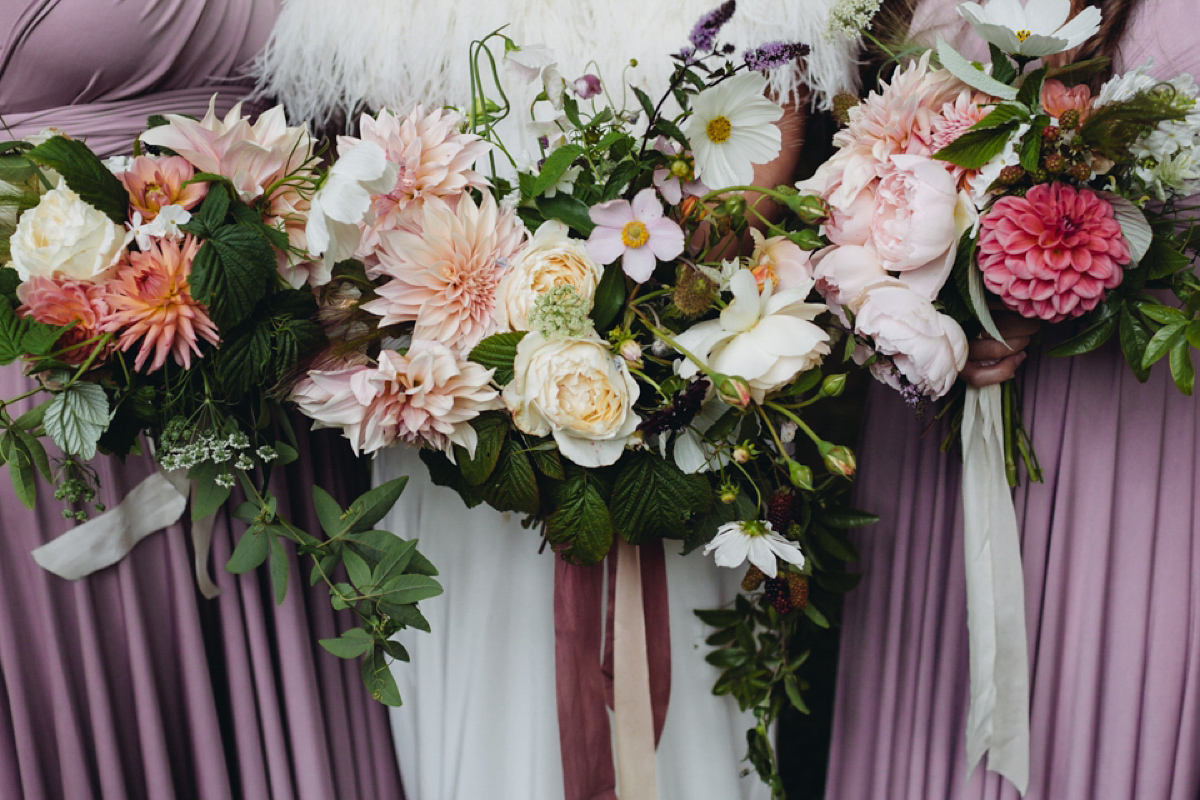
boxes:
[17,277,111,365]
[118,155,206,221]
[102,235,219,371]
[291,343,502,456]
[346,106,491,253]
[978,183,1131,322]
[361,192,525,351]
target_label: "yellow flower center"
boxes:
[1016,29,1031,42]
[621,220,650,248]
[705,115,733,144]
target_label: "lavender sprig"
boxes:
[688,0,737,53]
[743,41,810,72]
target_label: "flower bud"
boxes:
[780,191,828,223]
[722,195,747,217]
[619,339,643,365]
[779,420,797,444]
[784,228,824,251]
[821,443,856,477]
[732,445,753,464]
[719,483,739,504]
[670,158,692,179]
[787,460,813,491]
[820,373,847,398]
[714,374,752,408]
[573,74,602,99]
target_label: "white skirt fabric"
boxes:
[379,446,768,800]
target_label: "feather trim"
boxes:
[252,0,860,127]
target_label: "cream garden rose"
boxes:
[496,221,604,331]
[9,186,130,282]
[503,330,640,467]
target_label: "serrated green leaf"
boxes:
[1119,305,1152,382]
[227,527,269,573]
[183,182,231,237]
[1019,128,1043,172]
[25,136,128,222]
[455,413,508,485]
[633,86,657,121]
[531,144,585,197]
[545,471,613,564]
[1015,67,1047,108]
[216,320,270,400]
[530,447,566,480]
[468,331,526,386]
[535,193,595,236]
[610,451,712,543]
[477,438,540,514]
[1170,337,1194,395]
[1048,310,1118,358]
[971,103,1030,131]
[269,535,289,605]
[590,262,626,331]
[190,225,276,329]
[319,628,374,659]
[601,159,640,201]
[1142,321,1185,368]
[934,124,1017,170]
[44,383,109,459]
[988,44,1018,83]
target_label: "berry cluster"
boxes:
[996,110,1093,193]
[763,573,809,614]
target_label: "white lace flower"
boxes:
[703,519,805,578]
[958,0,1101,58]
[684,72,783,189]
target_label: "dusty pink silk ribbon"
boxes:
[553,540,671,800]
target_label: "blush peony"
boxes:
[855,283,968,399]
[870,154,960,290]
[977,182,1131,322]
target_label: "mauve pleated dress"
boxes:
[825,3,1200,798]
[0,2,403,799]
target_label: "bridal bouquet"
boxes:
[807,0,1200,477]
[292,3,872,791]
[0,106,440,705]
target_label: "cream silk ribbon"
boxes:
[613,538,659,800]
[31,470,221,599]
[961,385,1030,794]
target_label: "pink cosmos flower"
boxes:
[101,235,219,371]
[17,277,111,365]
[586,188,685,282]
[978,182,1130,322]
[118,155,206,221]
[361,193,525,351]
[346,107,491,254]
[140,98,313,202]
[1040,79,1093,122]
[291,343,502,456]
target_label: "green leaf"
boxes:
[418,448,483,509]
[269,535,289,605]
[705,647,749,669]
[25,136,128,222]
[14,429,51,482]
[1139,304,1186,325]
[476,438,540,514]
[384,603,432,633]
[820,510,880,529]
[590,263,626,331]
[468,331,526,386]
[1019,127,1043,173]
[1142,321,1185,368]
[695,608,742,628]
[344,476,409,533]
[935,38,1018,101]
[933,124,1017,170]
[1015,67,1047,108]
[14,399,50,431]
[456,413,508,485]
[44,383,109,459]
[344,550,373,590]
[183,182,231,237]
[373,537,418,583]
[1143,236,1191,279]
[405,547,440,577]
[312,485,345,537]
[971,103,1030,131]
[190,225,277,330]
[227,526,269,573]
[362,650,403,706]
[601,159,640,201]
[784,674,809,713]
[319,628,374,659]
[1170,337,1194,395]
[535,193,595,236]
[1049,309,1119,358]
[988,44,1018,84]
[530,447,566,480]
[378,573,444,605]
[531,144,585,197]
[7,446,35,509]
[609,451,712,543]
[802,603,830,628]
[545,470,613,564]
[188,460,232,521]
[814,524,860,563]
[1118,305,1152,382]
[217,320,271,401]
[632,87,657,122]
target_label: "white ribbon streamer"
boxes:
[612,538,658,800]
[961,384,1030,794]
[31,470,221,599]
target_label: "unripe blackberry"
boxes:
[997,165,1025,186]
[1030,167,1049,183]
[742,565,766,591]
[766,490,796,533]
[1044,153,1067,174]
[1042,125,1060,143]
[1070,134,1085,150]
[1059,109,1080,130]
[764,577,791,613]
[1068,161,1092,181]
[785,573,809,611]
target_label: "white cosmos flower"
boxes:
[684,72,783,189]
[306,140,399,277]
[703,519,805,578]
[957,0,1101,58]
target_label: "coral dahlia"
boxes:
[977,183,1131,322]
[102,235,219,371]
[17,277,111,365]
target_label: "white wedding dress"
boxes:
[257,2,856,798]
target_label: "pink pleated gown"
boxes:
[825,2,1200,798]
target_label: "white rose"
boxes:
[496,221,604,331]
[855,283,968,399]
[9,186,130,282]
[503,331,640,467]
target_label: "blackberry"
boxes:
[785,573,809,611]
[742,565,766,591]
[1068,161,1092,181]
[1042,125,1060,143]
[766,490,796,533]
[1059,109,1081,130]
[764,577,791,613]
[997,165,1025,186]
[1044,153,1067,174]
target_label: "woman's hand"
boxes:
[960,311,1041,387]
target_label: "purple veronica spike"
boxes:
[743,41,811,71]
[688,0,737,52]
